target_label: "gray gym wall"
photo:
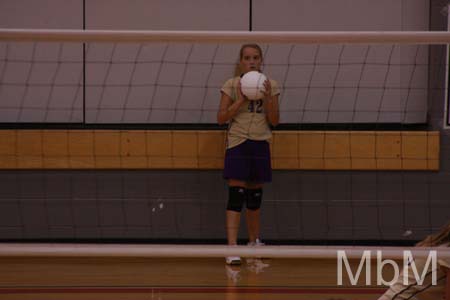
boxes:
[0,0,448,242]
[0,0,431,123]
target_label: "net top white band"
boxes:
[1,29,450,44]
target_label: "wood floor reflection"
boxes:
[0,257,387,300]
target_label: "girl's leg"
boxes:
[246,182,263,244]
[226,179,247,245]
[226,210,241,245]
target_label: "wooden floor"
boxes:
[0,256,388,300]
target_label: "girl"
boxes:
[217,44,280,265]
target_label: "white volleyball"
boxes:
[240,71,267,100]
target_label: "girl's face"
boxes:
[240,47,262,74]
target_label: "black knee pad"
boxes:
[227,186,246,212]
[247,188,263,210]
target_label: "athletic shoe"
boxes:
[247,238,265,260]
[225,256,242,265]
[247,238,265,246]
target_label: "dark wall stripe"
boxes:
[83,0,86,124]
[249,0,252,31]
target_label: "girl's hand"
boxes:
[262,79,272,100]
[236,80,248,102]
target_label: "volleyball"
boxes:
[240,71,267,100]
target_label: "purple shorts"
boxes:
[223,139,272,183]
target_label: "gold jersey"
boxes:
[221,76,280,149]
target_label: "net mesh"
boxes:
[0,30,448,246]
[0,41,434,124]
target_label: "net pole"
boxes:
[444,3,450,128]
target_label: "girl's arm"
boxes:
[263,80,279,126]
[217,82,246,125]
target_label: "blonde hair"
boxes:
[416,221,450,247]
[234,44,264,76]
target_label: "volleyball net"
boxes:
[0,29,449,258]
[0,29,447,125]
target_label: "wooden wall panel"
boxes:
[0,130,439,171]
